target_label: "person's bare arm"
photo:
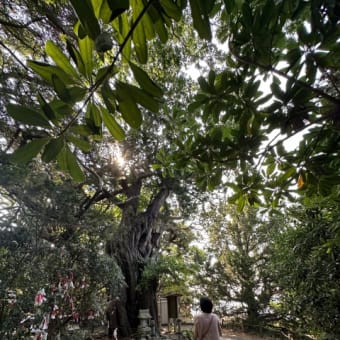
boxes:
[218,318,222,336]
[193,317,199,340]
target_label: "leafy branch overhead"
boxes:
[4,0,340,206]
[7,0,215,181]
[159,0,340,206]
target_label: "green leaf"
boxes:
[207,169,222,190]
[66,135,92,152]
[37,93,57,122]
[101,83,117,113]
[115,84,142,128]
[237,194,246,212]
[306,56,317,83]
[7,104,51,128]
[318,178,333,197]
[98,0,112,23]
[78,36,94,79]
[201,0,216,13]
[285,47,301,67]
[117,97,142,129]
[57,145,85,182]
[101,107,125,140]
[196,176,208,191]
[276,143,286,156]
[223,0,236,13]
[91,0,102,17]
[50,100,73,118]
[154,18,168,43]
[10,138,49,164]
[244,80,260,98]
[254,93,272,106]
[107,0,130,21]
[131,0,148,63]
[145,1,161,22]
[160,0,182,21]
[52,74,71,102]
[45,40,79,79]
[41,137,65,162]
[85,103,102,139]
[280,167,296,181]
[189,0,212,40]
[140,9,155,40]
[266,160,276,176]
[116,82,160,112]
[271,82,285,102]
[27,60,75,85]
[112,13,131,60]
[70,0,101,40]
[146,2,168,42]
[95,65,116,83]
[77,23,87,39]
[129,62,163,97]
[297,24,310,45]
[198,76,214,93]
[292,87,313,105]
[70,124,93,136]
[86,102,102,127]
[241,2,253,29]
[208,70,215,86]
[133,20,147,63]
[188,100,203,112]
[66,40,86,77]
[68,87,87,103]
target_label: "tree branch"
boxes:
[45,0,157,138]
[90,0,157,92]
[0,17,44,29]
[0,40,31,72]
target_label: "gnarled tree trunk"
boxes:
[107,177,170,337]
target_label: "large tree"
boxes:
[1,0,340,337]
[1,1,209,336]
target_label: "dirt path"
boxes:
[221,329,271,339]
[165,329,271,340]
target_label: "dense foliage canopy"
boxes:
[2,0,340,204]
[1,0,339,339]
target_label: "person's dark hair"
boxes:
[199,297,213,313]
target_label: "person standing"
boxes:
[106,296,120,339]
[194,297,222,340]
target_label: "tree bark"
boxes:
[107,178,170,337]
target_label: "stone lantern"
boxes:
[137,308,152,339]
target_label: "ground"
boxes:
[221,328,272,339]
[164,326,273,340]
[165,329,272,339]
[90,325,274,339]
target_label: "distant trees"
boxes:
[198,204,278,330]
[270,196,340,338]
[196,198,339,338]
